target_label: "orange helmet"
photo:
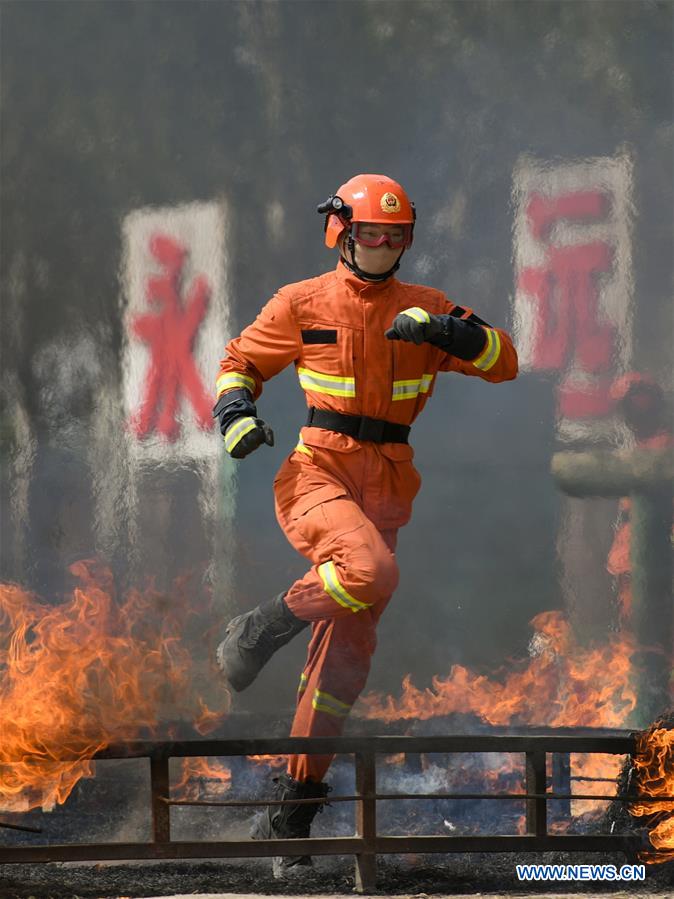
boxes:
[318,174,416,249]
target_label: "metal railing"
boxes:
[0,732,655,892]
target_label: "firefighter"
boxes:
[213,174,518,876]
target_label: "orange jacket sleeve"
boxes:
[215,288,301,402]
[437,300,518,383]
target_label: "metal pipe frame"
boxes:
[0,733,647,892]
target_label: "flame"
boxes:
[360,611,644,825]
[172,755,288,804]
[193,698,227,736]
[172,757,232,801]
[630,724,674,863]
[247,754,288,769]
[0,559,229,812]
[171,755,288,804]
[2,560,670,859]
[568,753,624,816]
[359,611,637,728]
[383,752,406,765]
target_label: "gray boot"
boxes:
[216,592,308,692]
[250,772,331,879]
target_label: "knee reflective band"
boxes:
[311,689,352,718]
[318,561,372,613]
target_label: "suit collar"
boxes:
[334,258,395,295]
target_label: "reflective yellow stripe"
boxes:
[216,372,256,397]
[312,700,350,717]
[315,689,351,710]
[401,306,431,324]
[318,561,371,613]
[392,373,434,401]
[298,367,356,398]
[294,432,314,459]
[472,329,501,371]
[224,416,257,452]
[297,672,308,694]
[311,689,352,718]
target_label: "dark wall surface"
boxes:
[1,0,671,712]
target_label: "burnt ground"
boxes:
[0,853,672,899]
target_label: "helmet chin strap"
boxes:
[340,233,405,282]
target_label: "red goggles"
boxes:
[351,222,413,249]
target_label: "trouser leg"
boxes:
[287,529,398,783]
[273,459,402,781]
[275,484,400,622]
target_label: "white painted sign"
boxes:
[512,154,634,442]
[121,202,230,462]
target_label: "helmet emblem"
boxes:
[380,192,401,214]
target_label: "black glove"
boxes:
[213,388,274,459]
[385,307,446,345]
[223,415,274,459]
[386,308,489,360]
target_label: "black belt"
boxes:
[306,407,410,444]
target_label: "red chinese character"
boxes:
[517,189,619,419]
[518,241,616,373]
[526,190,611,242]
[130,234,213,441]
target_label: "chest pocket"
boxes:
[297,325,355,399]
[391,341,436,403]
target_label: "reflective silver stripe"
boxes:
[216,372,256,396]
[392,380,421,401]
[318,561,371,613]
[224,416,257,452]
[311,688,352,718]
[420,373,433,392]
[294,432,313,458]
[297,367,356,398]
[297,672,308,694]
[392,373,434,401]
[401,306,430,324]
[473,329,501,372]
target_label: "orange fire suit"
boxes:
[216,260,518,782]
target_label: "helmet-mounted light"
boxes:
[317,194,353,223]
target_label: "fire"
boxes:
[360,610,644,822]
[172,757,232,801]
[0,559,229,812]
[247,754,287,769]
[170,756,288,804]
[193,698,227,736]
[630,723,674,863]
[359,611,637,728]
